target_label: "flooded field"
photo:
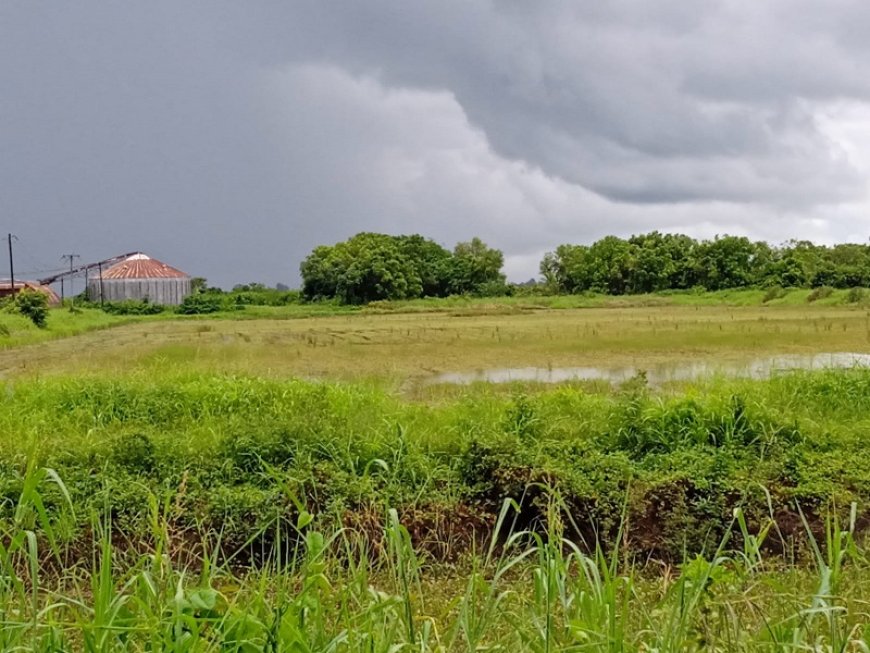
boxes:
[426,352,870,386]
[3,304,870,388]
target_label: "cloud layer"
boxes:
[2,1,870,286]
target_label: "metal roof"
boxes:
[0,281,61,305]
[97,253,190,280]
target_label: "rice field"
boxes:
[3,299,870,388]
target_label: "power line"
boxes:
[14,235,56,280]
[61,254,80,301]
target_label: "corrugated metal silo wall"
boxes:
[87,278,192,305]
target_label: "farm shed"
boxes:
[0,280,61,305]
[87,253,191,305]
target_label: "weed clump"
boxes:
[807,285,834,302]
[762,285,786,303]
[101,298,166,315]
[846,286,867,304]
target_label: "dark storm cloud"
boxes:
[263,1,870,204]
[2,1,870,286]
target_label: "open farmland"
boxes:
[3,299,870,387]
[3,297,870,649]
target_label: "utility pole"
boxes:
[61,253,80,303]
[7,234,15,297]
[97,261,105,305]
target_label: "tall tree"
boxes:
[396,234,453,297]
[449,237,507,295]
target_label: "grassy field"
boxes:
[3,291,870,388]
[4,292,870,649]
[1,285,867,348]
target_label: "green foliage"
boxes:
[228,287,301,306]
[449,237,507,296]
[14,289,48,327]
[543,233,870,295]
[397,234,454,297]
[176,293,225,314]
[0,457,868,650]
[100,298,166,315]
[846,286,867,304]
[190,276,208,293]
[301,233,506,303]
[4,369,870,565]
[301,233,423,304]
[807,285,835,302]
[762,285,786,303]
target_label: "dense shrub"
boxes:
[5,371,870,562]
[846,287,867,304]
[14,290,48,328]
[101,299,166,315]
[176,293,225,314]
[807,286,834,302]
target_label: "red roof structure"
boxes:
[99,253,189,280]
[0,281,61,305]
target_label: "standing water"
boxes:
[426,352,870,386]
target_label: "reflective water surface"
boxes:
[426,353,870,386]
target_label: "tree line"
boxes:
[541,233,870,295]
[300,231,870,303]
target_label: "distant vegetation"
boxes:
[542,233,870,295]
[296,232,870,305]
[94,283,303,316]
[300,232,506,303]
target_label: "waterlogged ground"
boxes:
[425,352,870,386]
[2,304,870,391]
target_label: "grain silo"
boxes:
[88,253,191,305]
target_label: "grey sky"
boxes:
[3,1,870,288]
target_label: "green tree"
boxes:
[190,277,208,294]
[449,237,507,296]
[695,236,759,290]
[625,232,700,293]
[337,233,422,303]
[301,233,425,304]
[300,244,343,301]
[396,234,453,297]
[539,244,593,293]
[586,236,633,294]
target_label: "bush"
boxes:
[177,294,224,315]
[14,290,48,328]
[101,299,166,315]
[762,285,786,303]
[846,287,867,304]
[807,286,834,303]
[228,289,302,306]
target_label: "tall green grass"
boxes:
[1,466,868,651]
[3,369,870,564]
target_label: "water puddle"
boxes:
[426,353,870,387]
